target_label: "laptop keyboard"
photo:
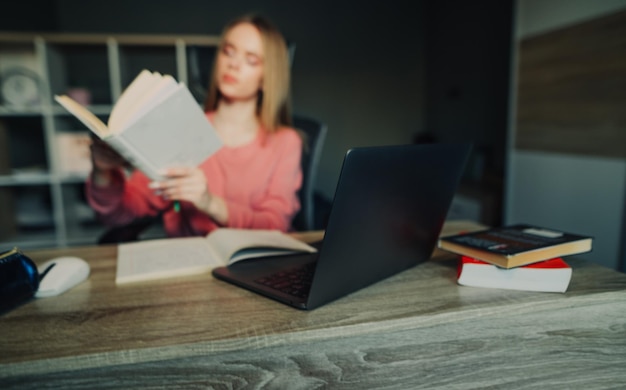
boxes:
[254,262,316,298]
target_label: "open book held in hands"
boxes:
[116,228,318,284]
[55,69,222,181]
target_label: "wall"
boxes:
[507,0,626,270]
[423,0,513,226]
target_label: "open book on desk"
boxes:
[116,228,318,284]
[55,69,222,181]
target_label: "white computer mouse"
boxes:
[35,256,90,298]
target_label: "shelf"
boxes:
[119,45,177,89]
[0,173,92,186]
[0,40,41,110]
[0,185,55,248]
[46,42,112,105]
[0,116,49,174]
[0,231,59,251]
[0,106,44,116]
[0,32,220,46]
[0,173,52,186]
[186,45,216,103]
[0,31,220,248]
[58,174,90,184]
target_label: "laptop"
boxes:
[212,143,472,310]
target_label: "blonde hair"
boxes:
[204,14,292,132]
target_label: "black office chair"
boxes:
[97,115,326,244]
[291,115,327,232]
[97,214,164,244]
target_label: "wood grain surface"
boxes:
[2,221,625,389]
[516,10,626,158]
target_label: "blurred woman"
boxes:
[87,14,302,237]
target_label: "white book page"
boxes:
[116,236,221,284]
[114,86,222,177]
[54,95,109,137]
[227,248,311,263]
[120,75,179,132]
[206,228,318,266]
[108,69,159,132]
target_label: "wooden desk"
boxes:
[2,221,626,388]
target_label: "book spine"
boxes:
[457,257,572,293]
[105,136,162,181]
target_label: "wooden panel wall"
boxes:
[516,10,626,159]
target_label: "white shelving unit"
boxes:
[0,32,219,249]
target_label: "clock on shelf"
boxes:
[0,67,41,108]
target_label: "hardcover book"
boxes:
[55,69,223,181]
[457,256,572,293]
[438,224,592,268]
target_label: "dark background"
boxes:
[1,0,514,227]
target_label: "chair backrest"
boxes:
[291,115,327,231]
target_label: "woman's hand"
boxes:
[90,137,129,186]
[153,167,228,224]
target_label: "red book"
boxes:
[457,256,572,293]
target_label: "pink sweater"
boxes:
[86,115,303,236]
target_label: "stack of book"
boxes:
[437,224,593,293]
